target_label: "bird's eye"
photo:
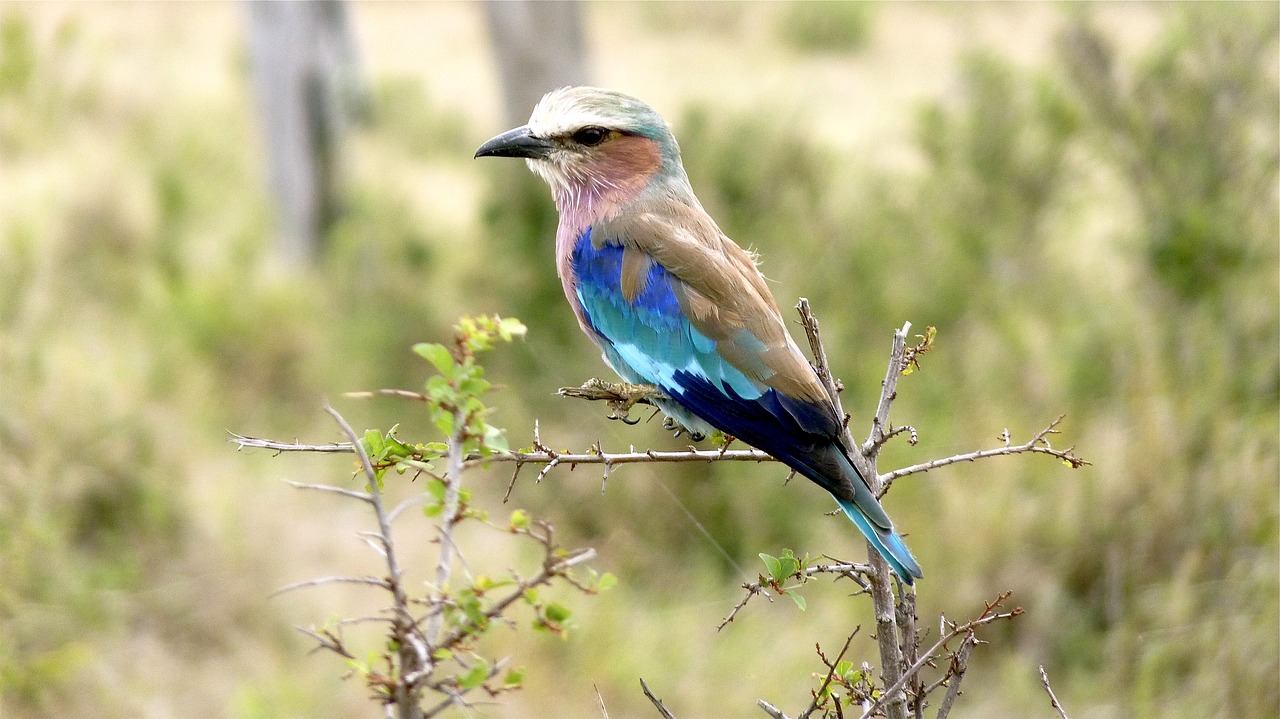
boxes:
[572,127,608,147]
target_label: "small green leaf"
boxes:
[597,572,618,591]
[503,667,526,687]
[544,602,571,623]
[363,429,384,455]
[458,659,489,690]
[498,317,527,341]
[460,377,491,396]
[760,553,782,580]
[426,478,447,501]
[510,509,530,530]
[789,590,807,611]
[414,342,456,374]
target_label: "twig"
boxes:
[857,595,1023,719]
[270,575,390,598]
[323,405,420,715]
[798,300,910,719]
[798,629,860,719]
[640,678,678,719]
[345,388,432,402]
[932,634,975,719]
[424,408,467,644]
[719,561,874,630]
[879,415,1089,493]
[1039,665,1071,719]
[757,700,793,719]
[862,321,911,463]
[285,480,373,503]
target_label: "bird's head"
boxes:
[475,87,686,207]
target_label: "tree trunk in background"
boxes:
[245,0,367,265]
[484,1,589,126]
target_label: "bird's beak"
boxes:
[474,125,554,160]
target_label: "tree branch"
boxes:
[640,678,678,719]
[324,405,422,718]
[857,594,1023,719]
[1039,665,1071,719]
[880,416,1089,493]
[798,298,911,719]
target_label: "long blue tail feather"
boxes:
[836,498,922,584]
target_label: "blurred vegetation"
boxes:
[0,4,1276,719]
[777,1,875,55]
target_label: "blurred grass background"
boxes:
[0,3,1276,718]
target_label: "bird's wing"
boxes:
[594,203,833,410]
[572,206,892,530]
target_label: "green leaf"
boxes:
[457,659,489,690]
[503,667,526,687]
[597,572,618,591]
[774,548,802,579]
[414,342,456,374]
[760,552,782,580]
[426,478,447,501]
[789,590,807,611]
[498,317,527,341]
[509,509,530,530]
[362,429,384,455]
[544,602,571,623]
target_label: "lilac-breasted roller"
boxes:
[476,87,922,583]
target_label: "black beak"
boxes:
[474,125,555,159]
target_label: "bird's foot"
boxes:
[558,378,667,425]
[662,416,707,442]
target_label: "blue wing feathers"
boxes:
[570,229,922,583]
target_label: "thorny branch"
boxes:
[856,593,1023,719]
[233,303,1086,719]
[799,630,861,719]
[640,678,679,719]
[267,403,602,718]
[324,405,422,717]
[798,299,909,719]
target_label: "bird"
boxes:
[475,87,922,584]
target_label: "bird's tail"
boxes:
[835,498,923,585]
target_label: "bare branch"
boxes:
[322,405,420,715]
[797,300,910,719]
[295,626,356,659]
[857,595,1023,719]
[932,634,976,719]
[757,700,793,719]
[640,678,678,719]
[285,479,373,503]
[424,409,468,643]
[270,575,390,597]
[1039,665,1071,719]
[230,431,351,453]
[879,416,1090,494]
[345,388,432,402]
